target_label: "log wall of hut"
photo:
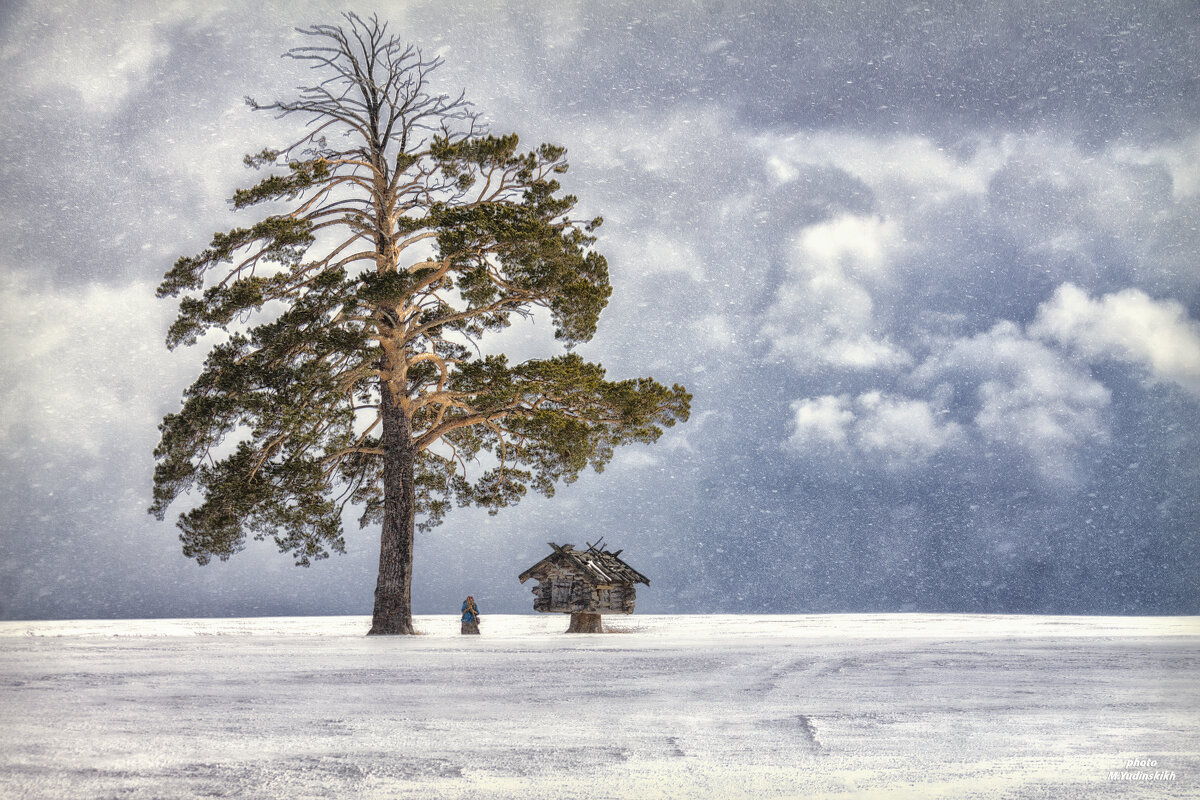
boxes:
[528,563,636,614]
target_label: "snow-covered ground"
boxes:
[1,614,1196,799]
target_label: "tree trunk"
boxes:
[566,612,603,633]
[368,378,417,635]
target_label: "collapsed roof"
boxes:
[518,541,650,587]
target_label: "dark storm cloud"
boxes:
[0,9,299,289]
[476,0,1200,143]
[0,0,1197,619]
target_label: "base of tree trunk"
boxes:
[566,612,603,633]
[366,616,416,635]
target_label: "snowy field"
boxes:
[1,614,1197,799]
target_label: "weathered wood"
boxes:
[519,542,650,587]
[520,542,647,621]
[566,612,603,633]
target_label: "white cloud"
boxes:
[786,392,960,468]
[1114,133,1200,199]
[0,2,222,111]
[477,305,563,363]
[0,275,192,454]
[691,314,738,351]
[917,321,1112,483]
[762,214,910,371]
[653,409,717,455]
[787,318,1115,483]
[612,449,660,469]
[983,134,1200,260]
[637,234,707,279]
[765,154,800,184]
[853,391,962,463]
[758,131,1007,203]
[535,1,586,52]
[797,213,896,275]
[1031,283,1200,395]
[564,105,734,175]
[787,395,854,448]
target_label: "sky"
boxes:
[0,0,1197,620]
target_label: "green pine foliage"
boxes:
[151,13,690,576]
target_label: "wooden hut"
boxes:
[518,541,650,632]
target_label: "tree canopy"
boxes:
[151,13,690,633]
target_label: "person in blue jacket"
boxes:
[461,596,480,635]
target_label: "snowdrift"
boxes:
[1,614,1196,798]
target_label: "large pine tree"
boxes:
[150,14,690,634]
